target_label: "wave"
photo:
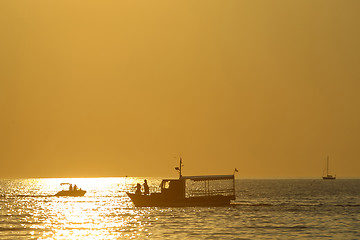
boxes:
[2,195,124,198]
[334,204,360,207]
[14,194,54,198]
[247,225,308,229]
[231,202,326,207]
[0,227,34,232]
[231,203,274,207]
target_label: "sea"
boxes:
[0,178,359,239]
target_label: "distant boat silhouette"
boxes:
[322,156,336,180]
[55,183,86,196]
[126,157,236,207]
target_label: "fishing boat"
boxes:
[55,183,86,196]
[322,157,336,180]
[126,158,236,207]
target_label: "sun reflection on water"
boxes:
[2,178,360,239]
[0,177,156,239]
[43,178,153,239]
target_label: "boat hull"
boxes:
[126,192,234,207]
[323,176,336,180]
[55,190,86,197]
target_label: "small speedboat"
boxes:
[55,183,86,197]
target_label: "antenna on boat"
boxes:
[175,156,183,178]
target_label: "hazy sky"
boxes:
[1,0,360,178]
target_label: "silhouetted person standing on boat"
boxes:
[135,183,142,195]
[74,184,78,191]
[144,179,149,195]
[69,184,73,191]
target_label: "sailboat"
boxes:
[322,156,336,180]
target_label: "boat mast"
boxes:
[327,156,329,176]
[179,157,182,178]
[175,156,183,178]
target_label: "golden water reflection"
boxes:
[2,179,360,239]
[1,177,158,239]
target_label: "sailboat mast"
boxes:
[327,156,329,175]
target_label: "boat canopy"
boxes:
[182,175,234,181]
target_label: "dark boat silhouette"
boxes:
[55,183,86,197]
[126,158,236,207]
[322,156,336,180]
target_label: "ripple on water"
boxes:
[0,178,360,239]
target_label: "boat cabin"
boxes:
[160,179,186,199]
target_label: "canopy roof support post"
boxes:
[204,181,207,196]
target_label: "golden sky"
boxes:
[1,0,360,178]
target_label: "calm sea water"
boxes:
[0,178,359,239]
